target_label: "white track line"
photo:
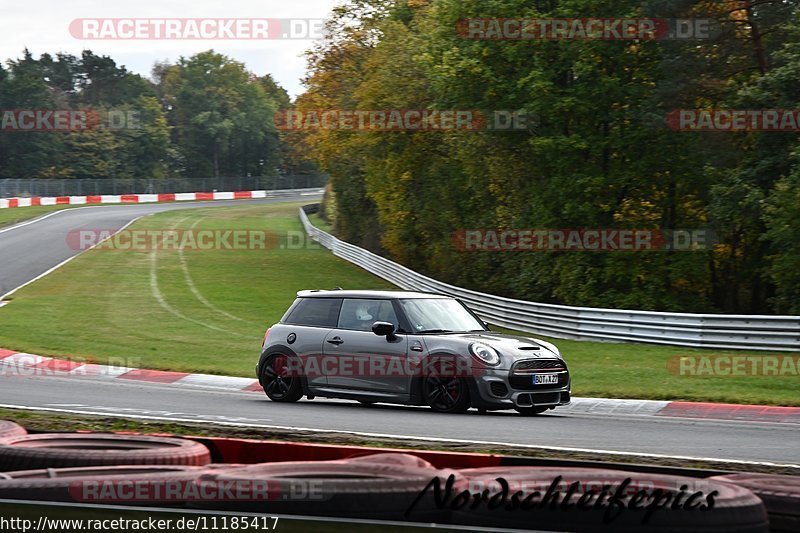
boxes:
[0,403,796,470]
[0,215,145,302]
[0,207,77,235]
[0,204,156,236]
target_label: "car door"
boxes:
[322,298,410,395]
[280,297,343,389]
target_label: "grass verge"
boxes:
[0,201,394,377]
[0,201,796,405]
[308,211,333,231]
[0,205,75,229]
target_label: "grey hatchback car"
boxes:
[257,290,570,415]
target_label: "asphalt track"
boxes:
[0,195,797,467]
[0,195,319,298]
[0,373,797,466]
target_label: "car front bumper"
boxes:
[469,367,571,410]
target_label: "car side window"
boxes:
[283,298,342,328]
[338,299,398,331]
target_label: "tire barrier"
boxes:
[189,458,463,522]
[0,465,206,504]
[451,467,769,532]
[0,434,211,471]
[0,464,251,506]
[710,473,800,533]
[186,436,502,468]
[0,431,784,532]
[0,420,26,439]
[344,452,437,469]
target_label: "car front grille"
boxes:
[510,359,569,391]
[516,392,562,406]
[514,359,566,372]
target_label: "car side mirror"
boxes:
[372,321,396,339]
[483,321,490,330]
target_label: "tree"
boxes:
[0,49,63,179]
[157,51,280,180]
[297,0,800,313]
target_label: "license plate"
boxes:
[533,374,559,385]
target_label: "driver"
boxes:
[355,304,375,327]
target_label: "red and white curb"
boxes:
[561,398,800,424]
[0,188,324,209]
[2,348,798,424]
[0,348,262,393]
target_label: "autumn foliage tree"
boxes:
[296,0,800,314]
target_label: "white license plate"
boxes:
[532,374,559,385]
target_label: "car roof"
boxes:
[296,289,450,300]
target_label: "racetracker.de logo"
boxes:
[667,355,800,377]
[274,354,514,379]
[0,110,138,132]
[69,18,325,40]
[273,109,535,132]
[0,355,141,378]
[66,229,280,251]
[69,479,282,503]
[456,18,713,40]
[453,229,714,252]
[667,109,800,131]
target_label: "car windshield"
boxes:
[399,298,485,333]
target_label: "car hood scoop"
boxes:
[445,332,558,358]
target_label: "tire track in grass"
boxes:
[148,215,251,339]
[178,216,256,325]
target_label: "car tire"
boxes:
[514,406,550,416]
[261,353,303,403]
[421,358,470,414]
[0,434,211,471]
[0,420,27,439]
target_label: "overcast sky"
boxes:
[0,0,341,98]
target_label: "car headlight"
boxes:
[533,338,561,357]
[469,342,501,366]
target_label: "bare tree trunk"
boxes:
[745,1,769,75]
[737,0,769,76]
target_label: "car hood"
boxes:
[437,332,562,360]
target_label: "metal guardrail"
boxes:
[265,188,326,197]
[300,206,800,351]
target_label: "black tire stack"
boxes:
[0,420,794,532]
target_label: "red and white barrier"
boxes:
[0,188,324,209]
